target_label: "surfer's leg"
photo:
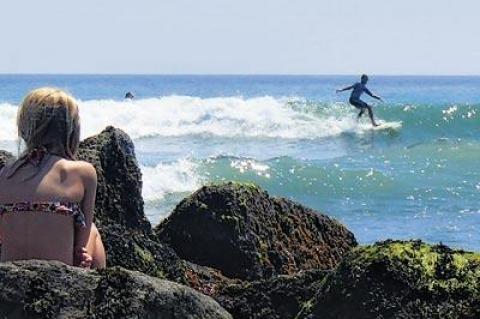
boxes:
[358,109,365,119]
[366,105,379,126]
[350,100,365,120]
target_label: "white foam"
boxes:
[141,158,202,203]
[372,121,403,131]
[0,103,20,142]
[0,96,387,142]
[230,159,271,178]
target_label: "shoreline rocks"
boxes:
[215,269,328,319]
[0,260,232,319]
[156,182,357,281]
[297,240,480,319]
[78,126,188,280]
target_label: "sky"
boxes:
[1,0,480,75]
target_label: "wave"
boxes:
[139,154,395,221]
[141,139,480,224]
[140,156,275,218]
[0,95,395,142]
[1,96,478,143]
[141,158,203,224]
[0,103,20,142]
[141,158,202,202]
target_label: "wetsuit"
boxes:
[347,82,378,125]
[349,82,372,108]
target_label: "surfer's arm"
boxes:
[365,88,383,101]
[336,85,354,93]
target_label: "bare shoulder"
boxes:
[56,159,97,183]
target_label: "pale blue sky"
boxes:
[2,0,479,74]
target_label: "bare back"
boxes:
[0,155,94,265]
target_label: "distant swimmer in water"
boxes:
[125,92,134,99]
[336,74,383,127]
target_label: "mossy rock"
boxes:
[298,240,480,319]
[77,127,188,280]
[156,182,357,280]
[0,260,232,319]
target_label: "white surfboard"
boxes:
[372,121,403,131]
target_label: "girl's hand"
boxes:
[74,246,93,268]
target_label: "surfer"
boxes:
[125,91,135,100]
[336,74,383,127]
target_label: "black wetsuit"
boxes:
[347,82,378,125]
[349,82,372,109]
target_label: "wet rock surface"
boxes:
[156,182,357,280]
[0,260,232,319]
[297,240,480,319]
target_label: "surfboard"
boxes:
[372,121,402,131]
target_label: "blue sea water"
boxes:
[0,75,479,250]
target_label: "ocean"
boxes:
[0,75,479,250]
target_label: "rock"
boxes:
[215,270,327,319]
[78,126,150,232]
[0,260,232,319]
[0,150,13,169]
[77,126,186,280]
[156,182,357,280]
[76,127,230,291]
[298,240,480,319]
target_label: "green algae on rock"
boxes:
[156,182,357,280]
[297,240,480,319]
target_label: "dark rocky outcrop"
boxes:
[297,240,480,319]
[76,127,230,291]
[77,127,187,280]
[156,182,357,280]
[215,270,327,319]
[78,126,150,232]
[0,260,232,319]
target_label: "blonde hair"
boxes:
[18,87,80,156]
[6,87,81,179]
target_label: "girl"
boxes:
[0,88,106,268]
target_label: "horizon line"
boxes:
[1,73,480,77]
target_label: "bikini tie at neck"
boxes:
[26,146,48,167]
[5,146,51,180]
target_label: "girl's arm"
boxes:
[75,162,97,256]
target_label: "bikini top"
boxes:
[0,147,86,227]
[0,201,86,228]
